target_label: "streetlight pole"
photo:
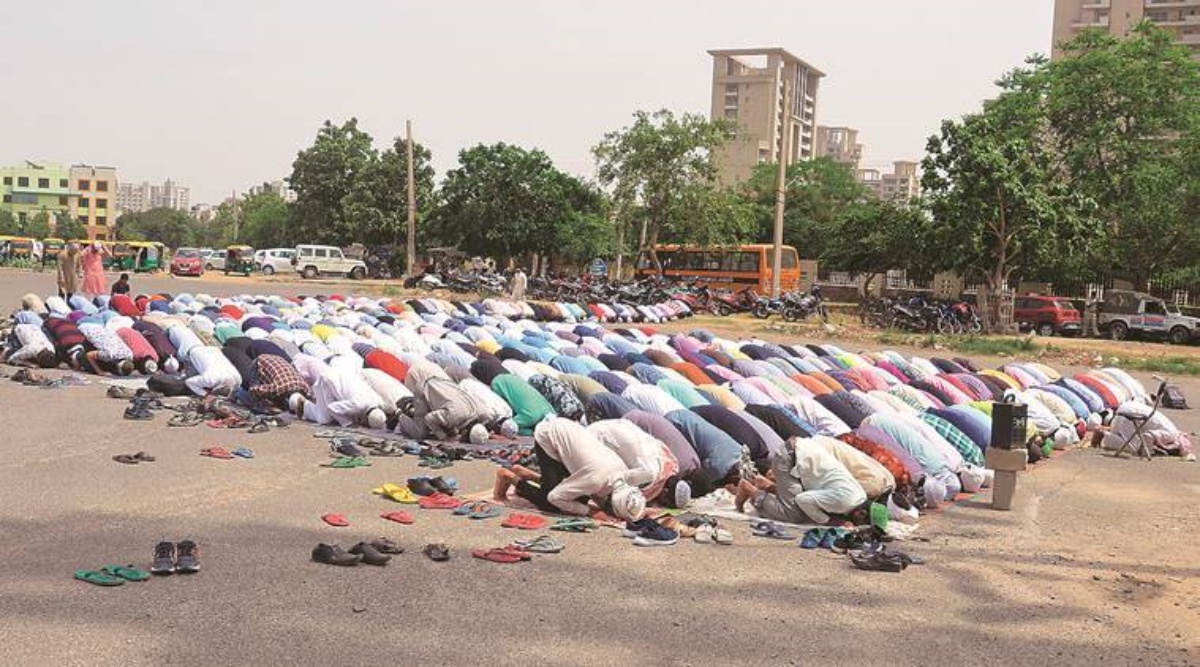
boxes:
[771,77,793,299]
[405,120,417,280]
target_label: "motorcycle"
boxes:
[780,287,828,323]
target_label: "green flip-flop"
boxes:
[100,564,151,582]
[327,456,371,469]
[75,569,125,586]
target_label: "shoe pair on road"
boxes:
[312,538,402,567]
[622,518,679,547]
[151,540,201,575]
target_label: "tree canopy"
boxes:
[116,208,198,249]
[426,143,610,268]
[594,109,753,271]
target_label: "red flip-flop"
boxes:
[471,548,524,564]
[417,493,463,510]
[380,510,414,525]
[200,447,234,459]
[501,513,549,530]
[321,513,350,527]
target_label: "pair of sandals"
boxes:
[112,452,155,465]
[751,521,798,541]
[472,545,532,564]
[75,564,150,586]
[168,412,204,427]
[325,456,370,469]
[453,500,502,520]
[550,517,598,533]
[200,447,254,460]
[847,543,924,573]
[423,542,451,561]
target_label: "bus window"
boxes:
[783,248,798,268]
[737,251,760,273]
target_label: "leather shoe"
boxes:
[406,477,438,497]
[311,543,361,566]
[349,542,391,566]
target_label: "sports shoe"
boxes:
[621,517,658,538]
[428,476,456,495]
[407,477,439,497]
[151,541,176,575]
[631,521,678,547]
[175,540,201,573]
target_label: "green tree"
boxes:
[820,199,932,295]
[24,212,52,239]
[116,208,198,249]
[427,143,610,269]
[54,213,85,241]
[922,62,1094,331]
[1046,23,1200,287]
[287,118,378,245]
[743,157,871,259]
[0,210,18,235]
[238,190,292,249]
[343,137,436,249]
[593,109,750,272]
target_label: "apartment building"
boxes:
[0,161,75,229]
[709,48,824,184]
[859,161,920,201]
[71,164,118,240]
[1052,0,1200,58]
[117,179,191,214]
[815,126,864,172]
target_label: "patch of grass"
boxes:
[1117,356,1200,376]
[945,335,1041,357]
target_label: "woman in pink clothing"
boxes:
[79,242,110,298]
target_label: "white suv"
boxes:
[255,248,296,276]
[292,244,368,280]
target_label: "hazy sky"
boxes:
[0,1,1052,203]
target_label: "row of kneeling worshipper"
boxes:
[5,291,1184,526]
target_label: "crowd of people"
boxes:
[3,289,1188,536]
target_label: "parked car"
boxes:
[1098,290,1200,344]
[256,248,296,275]
[171,247,205,277]
[1013,295,1082,337]
[291,244,368,279]
[203,248,226,272]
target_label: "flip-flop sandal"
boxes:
[232,447,255,459]
[417,493,463,510]
[819,528,844,550]
[751,521,796,540]
[321,513,350,527]
[512,535,565,554]
[168,413,202,427]
[200,447,235,460]
[380,510,414,525]
[550,517,598,532]
[714,528,734,546]
[100,564,151,582]
[325,456,370,468]
[423,543,450,561]
[471,548,523,564]
[75,569,125,586]
[133,452,156,462]
[369,443,405,457]
[501,513,549,530]
[694,524,717,543]
[313,429,345,439]
[660,517,696,538]
[372,483,417,504]
[247,421,271,434]
[496,545,533,560]
[468,503,502,520]
[112,454,140,465]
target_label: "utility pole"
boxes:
[771,77,792,299]
[405,120,417,279]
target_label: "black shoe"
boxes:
[369,537,404,555]
[124,405,153,420]
[312,543,361,566]
[151,541,176,575]
[406,477,438,497]
[349,542,391,566]
[175,540,201,573]
[428,477,454,495]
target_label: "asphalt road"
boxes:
[1,268,1198,666]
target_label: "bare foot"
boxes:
[493,468,518,501]
[734,479,758,513]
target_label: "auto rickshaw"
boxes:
[123,241,165,273]
[106,242,133,270]
[7,237,33,260]
[42,238,65,264]
[225,245,255,276]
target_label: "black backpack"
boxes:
[1161,384,1189,410]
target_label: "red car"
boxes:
[170,247,205,277]
[1014,295,1081,336]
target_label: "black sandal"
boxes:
[422,543,450,562]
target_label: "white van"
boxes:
[292,244,367,279]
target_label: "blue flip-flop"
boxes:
[468,503,501,520]
[232,447,255,459]
[800,528,826,549]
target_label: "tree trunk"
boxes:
[646,221,662,276]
